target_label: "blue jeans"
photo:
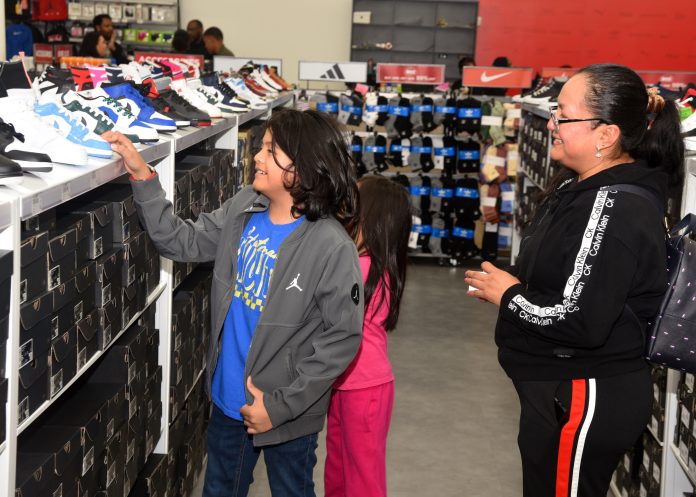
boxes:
[203,404,319,497]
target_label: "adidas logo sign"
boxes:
[320,64,346,80]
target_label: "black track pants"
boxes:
[512,368,652,497]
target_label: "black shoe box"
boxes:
[144,328,159,379]
[174,171,191,213]
[169,378,186,423]
[125,404,145,477]
[170,340,189,389]
[48,251,76,294]
[130,453,167,497]
[18,350,49,423]
[85,184,143,243]
[98,424,126,497]
[139,302,156,330]
[201,164,220,211]
[167,406,186,476]
[126,367,146,422]
[175,204,191,221]
[144,233,158,260]
[77,458,98,497]
[0,378,7,445]
[53,213,91,268]
[119,230,147,288]
[145,254,160,296]
[61,202,114,260]
[145,366,162,420]
[52,294,80,342]
[123,448,139,497]
[171,298,192,351]
[143,402,161,465]
[48,326,77,399]
[19,424,83,497]
[98,297,122,351]
[190,200,202,221]
[20,245,48,304]
[0,340,5,379]
[21,230,49,267]
[177,160,205,205]
[121,279,140,328]
[95,248,124,308]
[52,277,77,317]
[23,209,57,235]
[15,452,61,497]
[19,296,52,369]
[70,383,127,455]
[172,260,195,289]
[89,323,147,386]
[0,250,16,312]
[74,260,97,323]
[77,309,100,371]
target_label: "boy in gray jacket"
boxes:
[103,109,363,497]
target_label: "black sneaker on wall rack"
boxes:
[516,78,566,108]
[0,118,53,172]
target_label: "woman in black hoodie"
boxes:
[466,64,684,497]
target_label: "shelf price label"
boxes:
[376,63,446,85]
[462,66,533,88]
[134,52,204,72]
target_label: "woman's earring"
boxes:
[595,146,602,159]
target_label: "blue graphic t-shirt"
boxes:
[212,210,304,420]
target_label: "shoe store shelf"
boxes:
[238,107,272,127]
[270,93,295,109]
[521,103,550,120]
[516,164,543,190]
[15,281,166,436]
[172,117,236,153]
[0,140,171,221]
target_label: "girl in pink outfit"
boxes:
[325,175,411,497]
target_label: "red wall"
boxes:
[475,0,696,74]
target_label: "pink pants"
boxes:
[324,381,395,497]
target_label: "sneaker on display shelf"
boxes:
[251,69,281,94]
[0,153,25,185]
[104,66,126,85]
[156,89,212,127]
[69,66,95,91]
[34,101,114,158]
[225,77,267,109]
[102,82,177,132]
[518,78,566,107]
[131,82,192,128]
[171,79,222,118]
[0,117,53,170]
[265,66,292,90]
[262,66,289,91]
[0,98,90,166]
[34,65,76,97]
[86,66,110,89]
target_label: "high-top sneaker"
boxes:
[225,76,267,109]
[78,89,160,141]
[104,66,126,85]
[201,73,250,113]
[86,66,110,88]
[250,69,280,95]
[34,101,113,158]
[101,82,177,131]
[520,78,566,108]
[69,66,95,91]
[34,65,76,97]
[156,89,211,127]
[266,66,292,90]
[0,117,52,169]
[0,153,24,184]
[156,60,185,81]
[171,79,222,118]
[131,81,191,127]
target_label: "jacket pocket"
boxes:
[285,348,298,383]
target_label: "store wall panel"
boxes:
[180,0,353,85]
[476,0,696,73]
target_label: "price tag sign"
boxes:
[462,66,533,88]
[376,63,445,85]
[34,43,54,64]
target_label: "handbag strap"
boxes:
[600,184,668,235]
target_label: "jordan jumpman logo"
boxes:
[286,273,303,292]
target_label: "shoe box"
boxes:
[81,184,144,244]
[18,304,51,424]
[166,411,186,496]
[98,297,122,352]
[177,160,205,206]
[174,170,191,215]
[53,213,92,268]
[131,453,167,497]
[88,323,148,388]
[20,229,49,304]
[650,366,667,443]
[0,249,11,383]
[22,209,57,236]
[0,378,6,445]
[48,325,77,399]
[77,309,100,371]
[95,247,124,309]
[59,201,115,260]
[638,432,662,497]
[144,236,160,296]
[119,230,147,289]
[18,424,83,497]
[15,452,63,497]
[73,260,97,327]
[97,424,126,497]
[173,260,196,290]
[176,268,212,347]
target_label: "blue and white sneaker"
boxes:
[34,101,113,159]
[102,82,177,132]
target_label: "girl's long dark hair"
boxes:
[264,109,358,226]
[352,176,411,331]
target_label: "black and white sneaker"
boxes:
[0,153,25,185]
[520,78,566,108]
[0,117,54,171]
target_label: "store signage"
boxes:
[214,56,283,76]
[638,71,696,90]
[376,63,445,85]
[541,67,579,79]
[462,66,533,88]
[54,44,73,61]
[33,43,53,64]
[298,61,367,83]
[134,52,204,72]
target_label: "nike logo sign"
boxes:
[480,71,512,83]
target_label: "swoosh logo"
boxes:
[480,71,512,83]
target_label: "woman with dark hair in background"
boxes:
[172,29,189,53]
[79,31,109,58]
[465,64,683,496]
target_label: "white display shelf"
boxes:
[0,140,170,221]
[172,118,237,153]
[647,423,664,447]
[238,107,270,126]
[270,93,294,109]
[0,202,12,232]
[670,442,696,488]
[16,282,166,436]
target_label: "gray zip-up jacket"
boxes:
[130,178,363,446]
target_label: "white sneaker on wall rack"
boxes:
[225,77,268,110]
[172,79,222,118]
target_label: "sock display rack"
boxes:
[298,89,520,264]
[0,92,294,497]
[514,105,696,497]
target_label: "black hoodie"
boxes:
[496,161,667,381]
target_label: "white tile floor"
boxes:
[192,263,523,496]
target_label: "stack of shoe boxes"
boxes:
[0,249,11,446]
[650,366,667,443]
[639,431,662,497]
[16,318,161,497]
[518,111,563,190]
[675,372,696,481]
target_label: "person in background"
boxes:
[93,14,128,64]
[203,27,234,57]
[186,19,209,56]
[172,29,189,53]
[79,31,109,59]
[452,55,476,93]
[465,63,683,497]
[324,175,411,497]
[102,108,363,497]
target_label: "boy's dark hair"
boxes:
[203,27,223,41]
[264,109,358,225]
[172,29,189,52]
[352,176,411,331]
[188,19,203,29]
[93,14,111,28]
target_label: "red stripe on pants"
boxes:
[556,379,587,497]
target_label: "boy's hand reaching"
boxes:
[102,130,153,181]
[240,376,273,434]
